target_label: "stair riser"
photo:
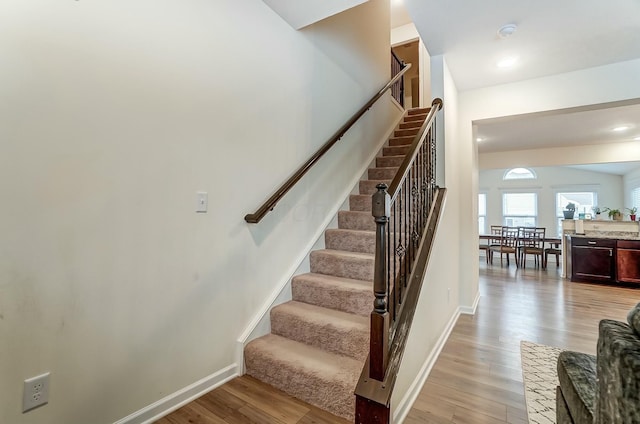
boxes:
[291,276,372,316]
[389,136,414,146]
[338,211,375,231]
[376,156,404,168]
[383,145,410,156]
[408,107,430,115]
[404,114,427,122]
[394,128,419,138]
[310,251,374,281]
[399,121,423,129]
[359,179,391,195]
[349,194,371,212]
[368,167,398,180]
[325,229,376,254]
[270,308,368,361]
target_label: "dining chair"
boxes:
[544,240,562,268]
[485,225,503,264]
[479,242,490,263]
[520,227,546,268]
[489,226,519,267]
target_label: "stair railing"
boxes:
[391,51,405,107]
[244,59,411,224]
[354,98,446,423]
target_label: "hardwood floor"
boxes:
[404,260,640,424]
[156,259,640,424]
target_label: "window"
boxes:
[478,193,487,234]
[503,168,536,180]
[556,192,597,236]
[632,187,640,211]
[503,193,537,227]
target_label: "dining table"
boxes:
[479,234,561,246]
[479,234,562,267]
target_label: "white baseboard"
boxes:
[393,308,460,424]
[113,364,237,424]
[460,291,480,315]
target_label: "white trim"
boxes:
[113,364,237,424]
[393,308,460,424]
[460,291,480,315]
[235,106,405,374]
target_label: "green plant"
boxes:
[564,202,576,211]
[603,207,622,218]
[627,207,638,215]
[592,206,601,214]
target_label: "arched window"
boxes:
[503,167,536,180]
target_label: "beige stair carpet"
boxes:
[244,107,429,420]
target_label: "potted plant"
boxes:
[604,207,623,221]
[563,202,576,219]
[627,207,638,221]
[592,206,602,220]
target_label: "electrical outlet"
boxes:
[23,372,50,412]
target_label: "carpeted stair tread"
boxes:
[291,272,372,316]
[368,166,399,180]
[376,155,405,168]
[359,179,391,195]
[338,210,376,231]
[325,228,375,253]
[310,249,374,281]
[244,334,361,420]
[271,301,368,360]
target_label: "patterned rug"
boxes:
[520,340,564,424]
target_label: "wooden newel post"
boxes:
[370,183,390,381]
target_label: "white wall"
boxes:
[480,167,625,236]
[391,55,465,420]
[0,1,397,423]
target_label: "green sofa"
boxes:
[556,303,640,423]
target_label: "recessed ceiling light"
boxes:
[476,137,484,142]
[497,56,518,68]
[613,126,630,132]
[497,24,517,39]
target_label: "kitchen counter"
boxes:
[560,219,640,277]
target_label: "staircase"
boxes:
[244,107,430,421]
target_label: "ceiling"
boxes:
[400,0,640,91]
[391,0,640,174]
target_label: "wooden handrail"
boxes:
[244,64,412,224]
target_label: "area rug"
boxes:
[520,340,564,424]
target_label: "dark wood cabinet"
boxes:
[616,240,640,284]
[571,238,616,283]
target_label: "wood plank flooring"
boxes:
[156,260,640,424]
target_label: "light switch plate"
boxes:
[196,192,208,213]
